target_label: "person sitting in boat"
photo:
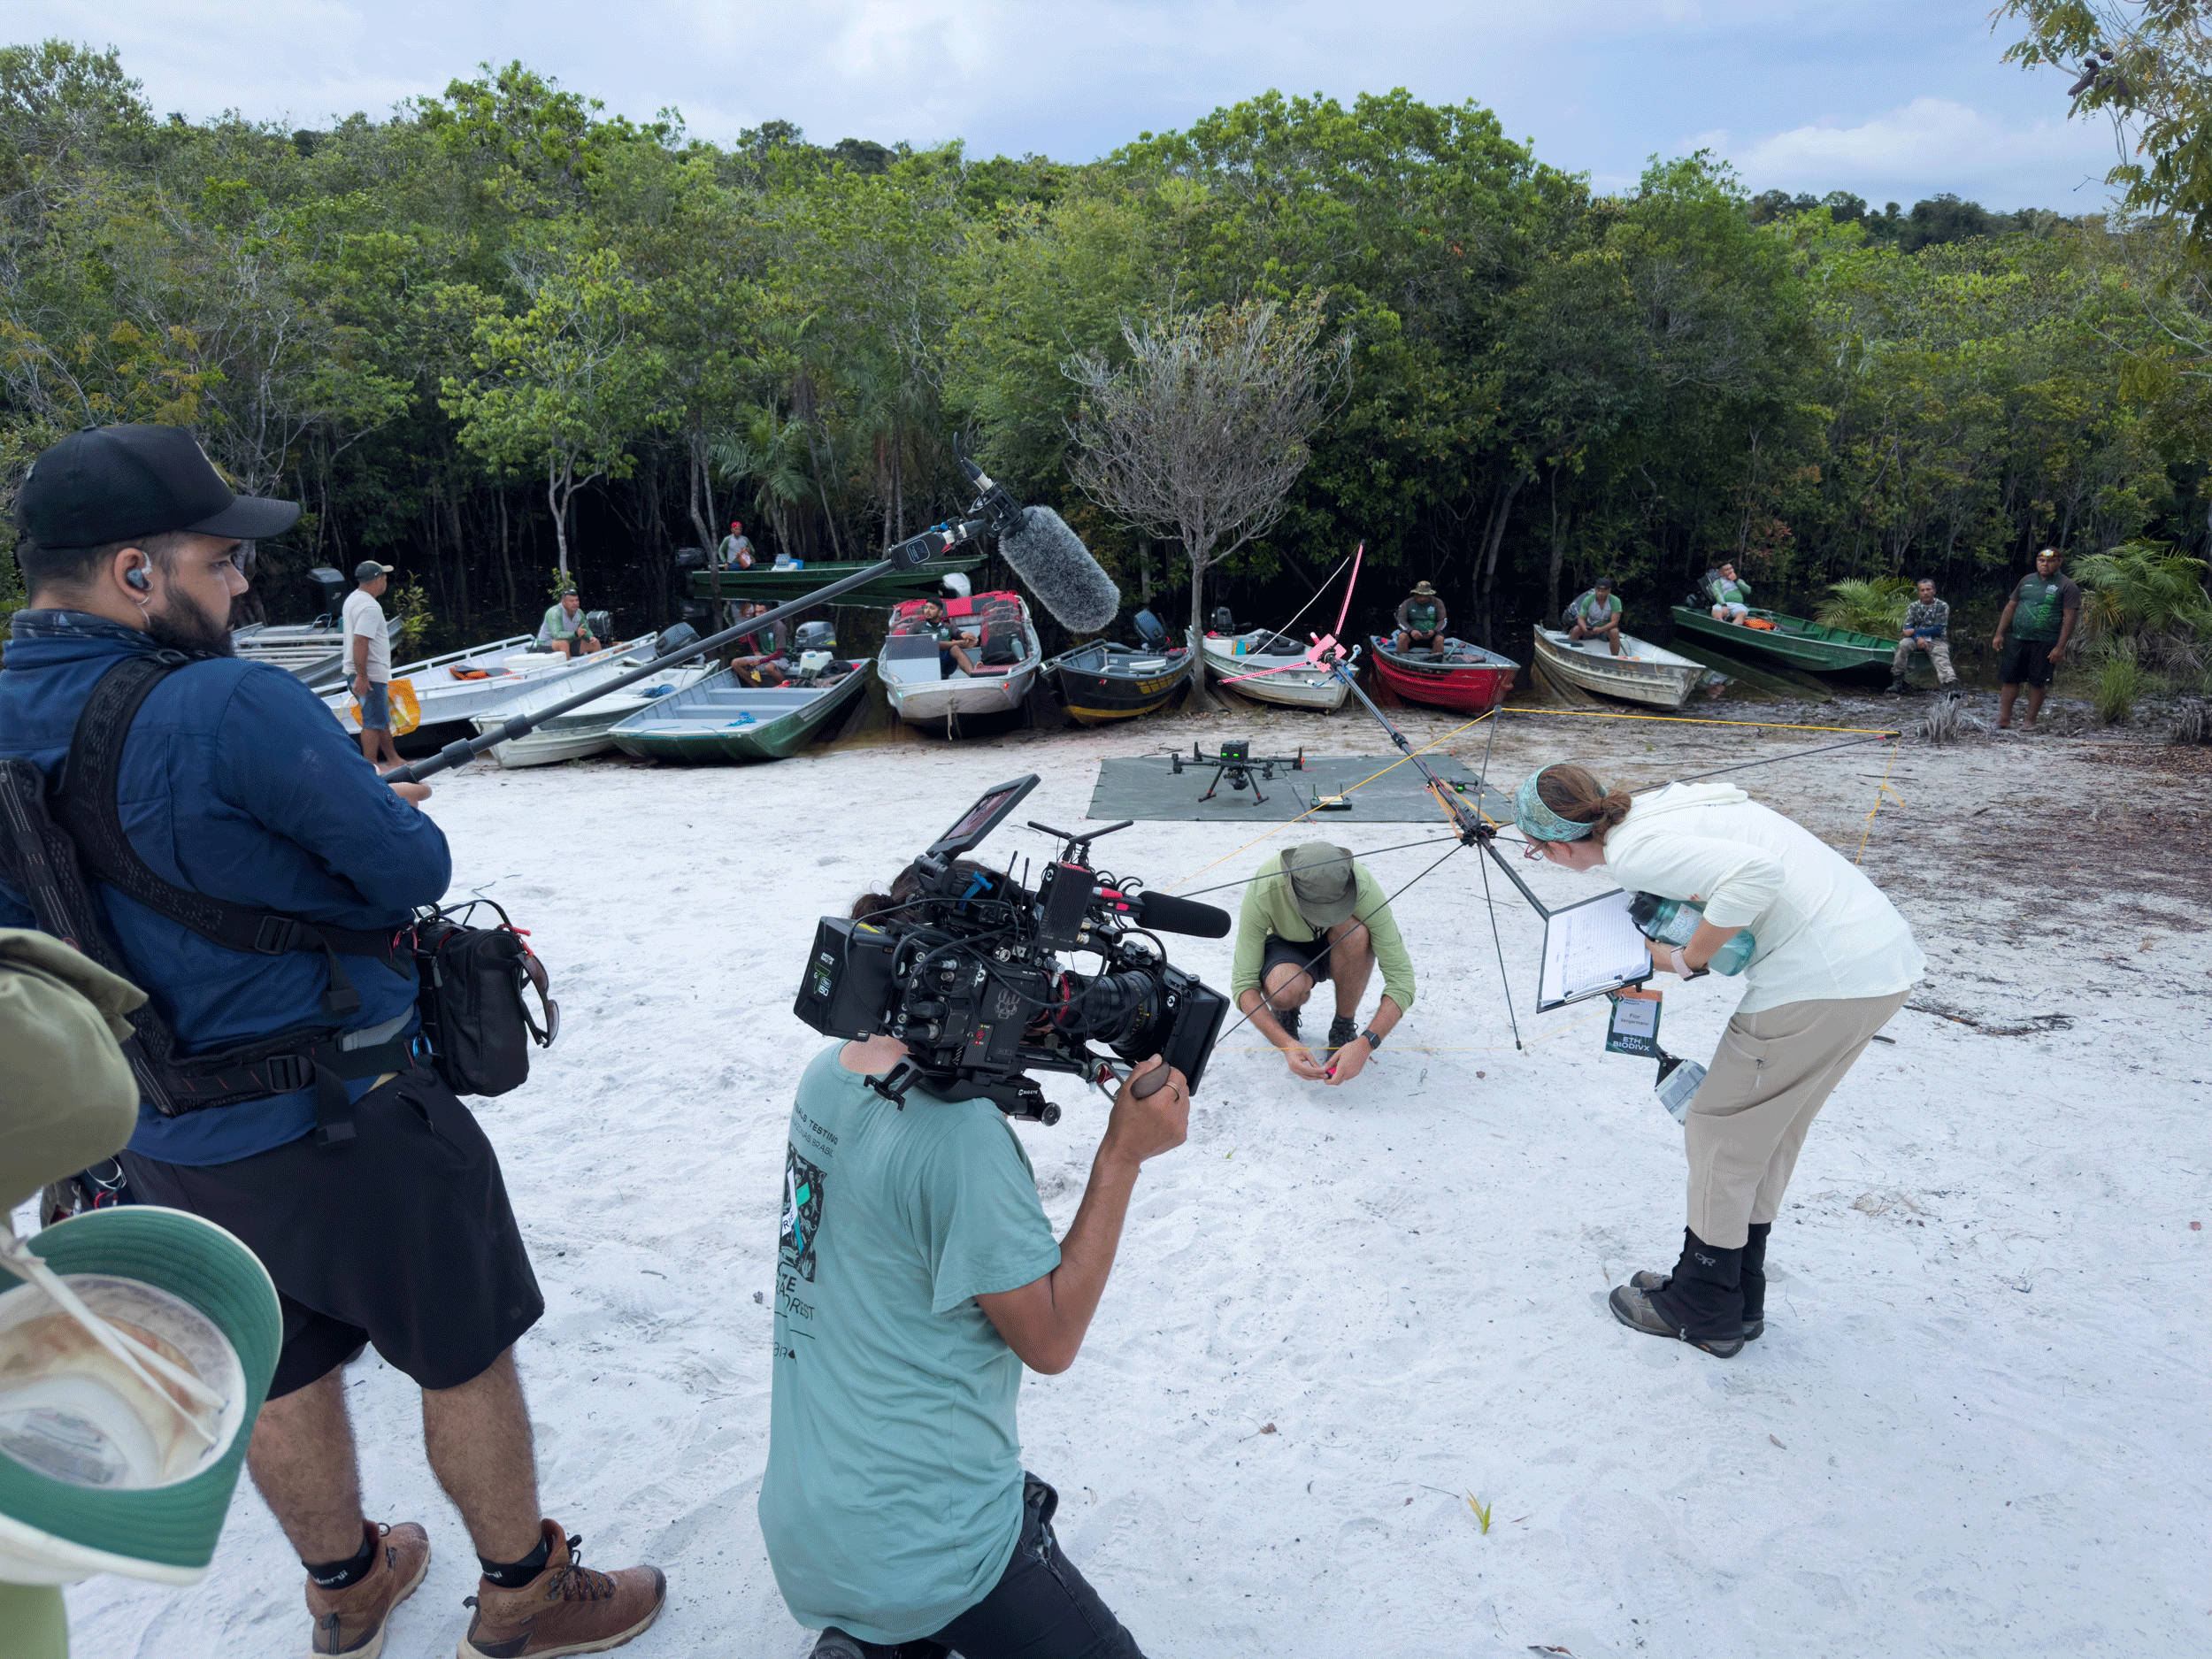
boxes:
[720,520,756,569]
[1393,581,1448,653]
[1564,578,1624,657]
[537,588,602,658]
[901,597,980,677]
[1230,842,1414,1087]
[735,600,787,657]
[733,651,792,687]
[1704,563,1753,624]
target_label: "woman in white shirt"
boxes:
[1514,763,1924,1357]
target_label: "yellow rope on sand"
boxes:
[1855,737,1905,864]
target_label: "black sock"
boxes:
[304,1529,376,1592]
[480,1533,551,1588]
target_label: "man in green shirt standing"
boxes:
[759,871,1190,1657]
[1992,547,2080,732]
[1563,578,1624,656]
[1230,841,1415,1085]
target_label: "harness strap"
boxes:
[54,653,401,1018]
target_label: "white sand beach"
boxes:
[55,699,2212,1657]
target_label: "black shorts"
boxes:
[2000,635,2060,687]
[1261,933,1332,989]
[122,1068,543,1398]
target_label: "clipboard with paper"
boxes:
[1536,887,1651,1011]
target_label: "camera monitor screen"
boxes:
[926,775,1041,861]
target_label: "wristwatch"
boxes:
[1361,1027,1385,1051]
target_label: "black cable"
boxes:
[1663,731,1901,784]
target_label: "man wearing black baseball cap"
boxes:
[0,426,666,1658]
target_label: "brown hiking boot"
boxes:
[458,1519,666,1658]
[306,1520,431,1657]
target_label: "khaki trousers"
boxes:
[1890,635,1955,684]
[1684,988,1911,1249]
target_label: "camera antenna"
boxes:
[1028,818,1131,865]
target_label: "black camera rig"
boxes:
[791,775,1231,1124]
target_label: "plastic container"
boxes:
[1627,893,1755,974]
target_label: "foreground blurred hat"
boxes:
[1409,581,1437,596]
[15,426,299,549]
[0,1208,278,1586]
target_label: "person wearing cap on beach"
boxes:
[1564,578,1624,656]
[1230,843,1416,1085]
[537,587,602,658]
[1993,547,2079,732]
[0,425,665,1659]
[1512,763,1924,1358]
[1393,581,1448,653]
[719,519,756,569]
[342,560,400,770]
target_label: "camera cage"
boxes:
[793,775,1228,1125]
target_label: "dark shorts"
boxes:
[1261,933,1332,989]
[830,1476,1144,1659]
[122,1069,542,1398]
[2000,635,2060,688]
[359,680,391,731]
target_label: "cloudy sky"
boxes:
[14,0,2124,210]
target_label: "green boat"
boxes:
[608,661,875,762]
[1669,606,1896,677]
[689,554,988,610]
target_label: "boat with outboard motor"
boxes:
[879,589,1042,729]
[1532,625,1701,709]
[467,626,717,768]
[681,549,988,611]
[321,634,616,738]
[1041,608,1194,726]
[609,653,874,762]
[1199,608,1354,712]
[1367,634,1517,713]
[1667,603,1895,678]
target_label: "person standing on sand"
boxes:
[1515,763,1924,1359]
[1564,578,1624,655]
[1993,548,2079,732]
[0,426,665,1659]
[342,560,401,770]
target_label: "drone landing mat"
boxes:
[1088,755,1513,824]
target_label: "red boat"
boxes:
[1367,634,1517,712]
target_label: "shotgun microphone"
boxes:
[958,458,1122,634]
[1128,889,1233,939]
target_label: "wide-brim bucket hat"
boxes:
[0,1207,278,1586]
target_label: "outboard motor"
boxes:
[1210,605,1236,635]
[655,621,702,659]
[672,547,709,572]
[1133,608,1169,649]
[309,567,347,626]
[793,619,836,653]
[585,609,613,641]
[941,571,972,599]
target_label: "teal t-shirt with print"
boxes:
[2010,572,2078,641]
[1403,600,1441,634]
[759,1044,1062,1645]
[1569,588,1621,627]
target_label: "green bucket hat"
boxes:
[0,1207,278,1586]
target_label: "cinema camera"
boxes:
[792,775,1231,1125]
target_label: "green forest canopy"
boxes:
[5,38,2210,657]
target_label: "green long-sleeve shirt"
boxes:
[1230,855,1417,1011]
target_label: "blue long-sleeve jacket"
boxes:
[0,611,453,1164]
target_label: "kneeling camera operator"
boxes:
[763,777,1229,1657]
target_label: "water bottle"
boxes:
[1627,892,1756,974]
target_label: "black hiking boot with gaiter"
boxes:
[1738,1220,1770,1341]
[1611,1228,1747,1357]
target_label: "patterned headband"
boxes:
[1512,765,1596,842]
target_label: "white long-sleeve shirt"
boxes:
[1596,781,1924,1015]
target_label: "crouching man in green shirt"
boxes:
[1231,841,1415,1086]
[759,864,1191,1659]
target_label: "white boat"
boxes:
[879,590,1042,731]
[468,634,718,768]
[321,634,611,733]
[1532,626,1701,709]
[1200,627,1353,712]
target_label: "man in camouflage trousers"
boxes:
[1887,579,1956,693]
